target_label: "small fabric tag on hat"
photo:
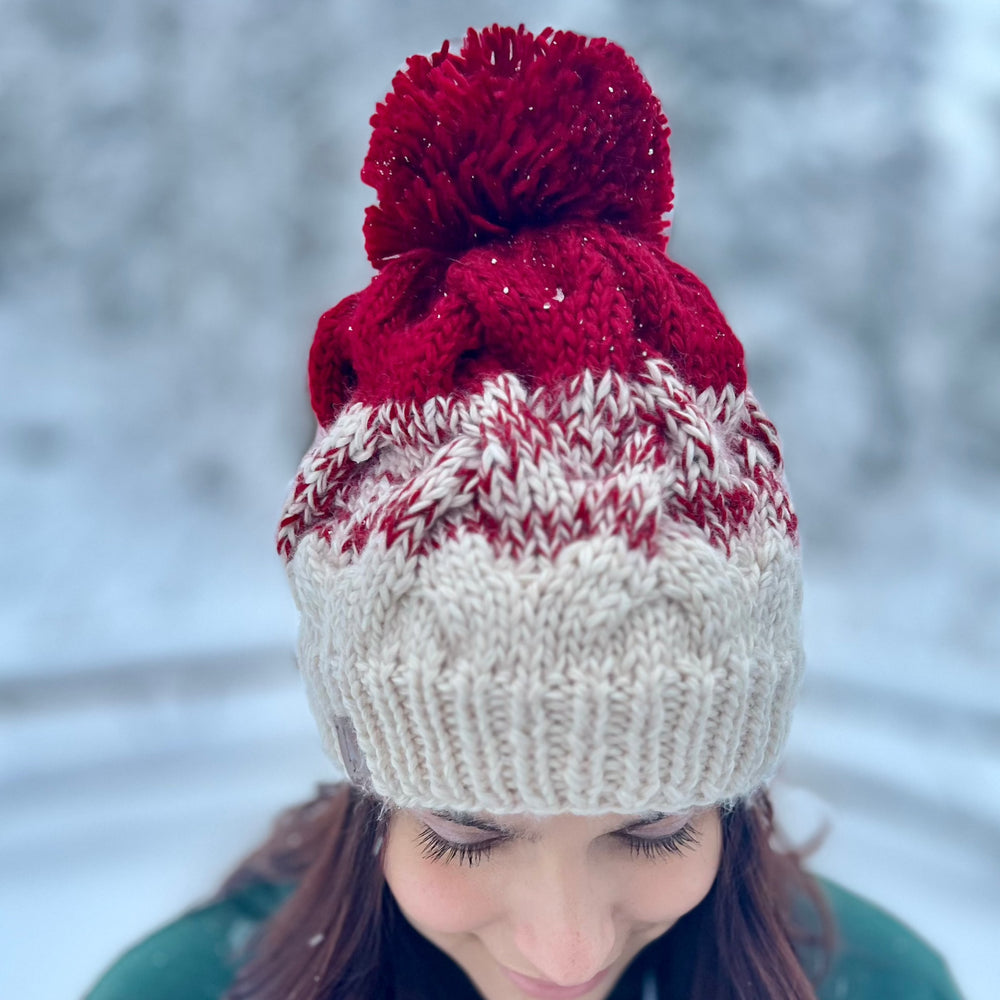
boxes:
[333,715,373,788]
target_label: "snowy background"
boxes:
[1,1,998,998]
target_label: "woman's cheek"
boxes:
[620,858,717,925]
[620,819,723,925]
[383,825,502,935]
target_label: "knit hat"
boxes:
[278,26,802,815]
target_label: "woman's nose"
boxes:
[510,875,618,986]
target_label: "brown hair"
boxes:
[221,783,833,1000]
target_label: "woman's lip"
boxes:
[500,964,611,1000]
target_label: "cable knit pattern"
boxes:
[277,26,804,813]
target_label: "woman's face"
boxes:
[382,805,722,1000]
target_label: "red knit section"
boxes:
[363,25,672,266]
[308,222,746,425]
[305,25,749,427]
[308,294,361,420]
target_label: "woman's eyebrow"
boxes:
[616,812,671,830]
[429,810,513,834]
[429,810,676,835]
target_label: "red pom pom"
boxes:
[362,25,673,267]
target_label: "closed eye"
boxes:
[415,816,701,866]
[416,823,505,866]
[616,823,700,859]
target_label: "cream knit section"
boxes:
[289,527,802,814]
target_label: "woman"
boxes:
[86,26,964,1000]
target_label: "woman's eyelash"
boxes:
[417,824,500,866]
[416,822,701,866]
[619,823,700,859]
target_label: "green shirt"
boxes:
[85,878,964,999]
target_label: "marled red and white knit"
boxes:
[277,26,803,814]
